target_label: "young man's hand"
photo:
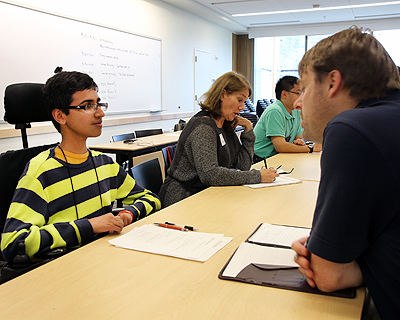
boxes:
[89,213,125,234]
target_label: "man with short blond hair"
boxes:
[292,27,400,319]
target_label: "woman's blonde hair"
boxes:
[199,71,252,119]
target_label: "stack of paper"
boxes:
[109,224,232,262]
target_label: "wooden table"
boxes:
[90,132,180,167]
[0,153,365,319]
[253,152,322,182]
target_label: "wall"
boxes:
[0,0,232,153]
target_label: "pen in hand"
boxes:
[263,157,268,169]
[154,222,188,232]
[165,222,199,231]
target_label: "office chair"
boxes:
[256,100,267,118]
[240,113,259,128]
[161,143,177,175]
[131,158,163,195]
[111,132,136,172]
[135,128,163,138]
[0,83,65,284]
[112,132,135,142]
[174,119,186,132]
[4,83,52,148]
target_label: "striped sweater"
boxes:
[1,147,161,262]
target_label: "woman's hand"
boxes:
[260,168,279,183]
[232,115,252,131]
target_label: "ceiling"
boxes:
[161,0,400,34]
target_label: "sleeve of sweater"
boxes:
[233,129,256,171]
[0,172,96,262]
[188,123,261,186]
[115,165,161,221]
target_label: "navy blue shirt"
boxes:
[308,90,400,320]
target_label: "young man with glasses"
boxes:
[253,76,321,161]
[1,71,161,263]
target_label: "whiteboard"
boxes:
[0,1,162,120]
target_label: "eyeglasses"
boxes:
[261,164,294,174]
[287,91,301,96]
[60,103,108,114]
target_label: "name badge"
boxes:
[219,133,226,146]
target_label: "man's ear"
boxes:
[327,70,343,98]
[52,109,67,125]
[280,90,289,101]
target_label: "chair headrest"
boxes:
[4,83,52,124]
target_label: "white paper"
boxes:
[109,224,231,261]
[244,176,302,189]
[222,242,298,277]
[248,223,310,248]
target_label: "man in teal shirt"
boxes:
[254,76,319,160]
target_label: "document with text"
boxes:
[247,223,311,248]
[109,224,232,262]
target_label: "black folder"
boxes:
[218,224,357,299]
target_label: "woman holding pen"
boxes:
[159,71,278,207]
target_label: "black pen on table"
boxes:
[165,222,199,231]
[263,157,268,169]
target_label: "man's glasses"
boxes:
[60,103,108,114]
[287,91,301,96]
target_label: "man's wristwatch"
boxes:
[308,144,314,153]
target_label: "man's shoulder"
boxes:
[25,148,57,177]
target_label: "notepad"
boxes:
[218,223,356,299]
[247,223,310,248]
[244,176,301,188]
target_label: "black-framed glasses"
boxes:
[261,164,294,174]
[60,102,108,114]
[287,91,301,96]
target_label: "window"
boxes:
[373,29,400,66]
[254,30,400,105]
[254,33,331,103]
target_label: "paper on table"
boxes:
[222,242,297,277]
[248,223,311,248]
[244,176,301,189]
[109,224,231,261]
[197,237,232,262]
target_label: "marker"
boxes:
[154,222,188,231]
[165,222,198,231]
[263,157,267,169]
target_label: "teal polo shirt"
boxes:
[254,100,304,158]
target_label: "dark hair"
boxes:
[43,71,98,132]
[275,76,298,100]
[298,26,400,102]
[199,71,252,119]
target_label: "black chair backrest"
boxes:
[256,100,267,118]
[240,113,259,127]
[4,83,52,148]
[135,128,163,138]
[244,98,256,113]
[161,144,177,175]
[112,132,135,142]
[0,143,58,234]
[131,158,163,195]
